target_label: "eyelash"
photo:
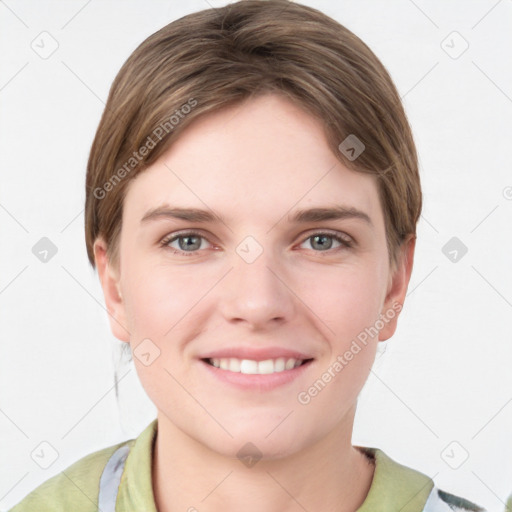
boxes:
[159,230,354,257]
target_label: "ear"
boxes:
[378,235,416,341]
[93,237,131,343]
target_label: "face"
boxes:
[95,93,414,460]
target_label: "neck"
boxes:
[151,407,375,512]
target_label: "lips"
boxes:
[197,345,315,391]
[200,353,314,391]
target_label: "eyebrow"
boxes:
[140,205,372,227]
[288,206,372,226]
[141,207,226,224]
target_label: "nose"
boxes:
[217,248,296,330]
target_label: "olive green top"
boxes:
[8,418,462,512]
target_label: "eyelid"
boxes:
[299,228,353,243]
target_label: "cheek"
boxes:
[296,262,386,341]
[123,264,213,340]
[296,267,384,415]
[122,266,209,405]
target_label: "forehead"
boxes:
[123,94,383,230]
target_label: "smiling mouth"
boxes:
[202,357,314,375]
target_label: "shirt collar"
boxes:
[355,446,433,512]
[116,418,158,512]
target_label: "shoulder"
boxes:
[356,447,486,512]
[8,438,134,512]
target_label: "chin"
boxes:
[216,438,304,464]
[215,422,311,462]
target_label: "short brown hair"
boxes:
[85,0,421,272]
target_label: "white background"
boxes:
[1,1,511,511]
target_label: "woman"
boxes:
[9,1,486,510]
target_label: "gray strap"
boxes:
[98,444,131,512]
[422,486,453,512]
[422,487,450,512]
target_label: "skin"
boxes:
[94,93,415,512]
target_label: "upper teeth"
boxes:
[209,357,304,374]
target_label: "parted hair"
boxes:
[85,0,421,273]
